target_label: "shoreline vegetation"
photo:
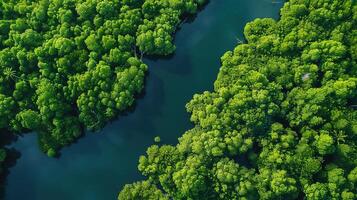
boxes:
[119,0,357,199]
[0,0,207,196]
[0,0,207,155]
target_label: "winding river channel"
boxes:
[5,1,283,199]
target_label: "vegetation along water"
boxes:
[119,0,357,199]
[2,0,282,199]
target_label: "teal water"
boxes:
[5,1,283,199]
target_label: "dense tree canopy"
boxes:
[119,0,357,199]
[0,0,207,165]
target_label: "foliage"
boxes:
[119,180,168,200]
[0,0,206,154]
[119,0,357,199]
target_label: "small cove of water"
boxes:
[5,1,283,199]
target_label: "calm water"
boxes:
[5,1,283,199]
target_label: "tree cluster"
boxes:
[0,0,206,158]
[119,0,357,199]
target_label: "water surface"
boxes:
[5,1,283,199]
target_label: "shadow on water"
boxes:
[0,130,20,199]
[0,148,21,195]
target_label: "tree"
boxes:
[120,0,357,199]
[0,94,15,128]
[15,109,41,130]
[119,181,168,200]
[305,183,331,200]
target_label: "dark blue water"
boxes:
[5,1,283,199]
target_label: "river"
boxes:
[5,1,283,199]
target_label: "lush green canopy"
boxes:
[0,0,206,161]
[119,0,357,199]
